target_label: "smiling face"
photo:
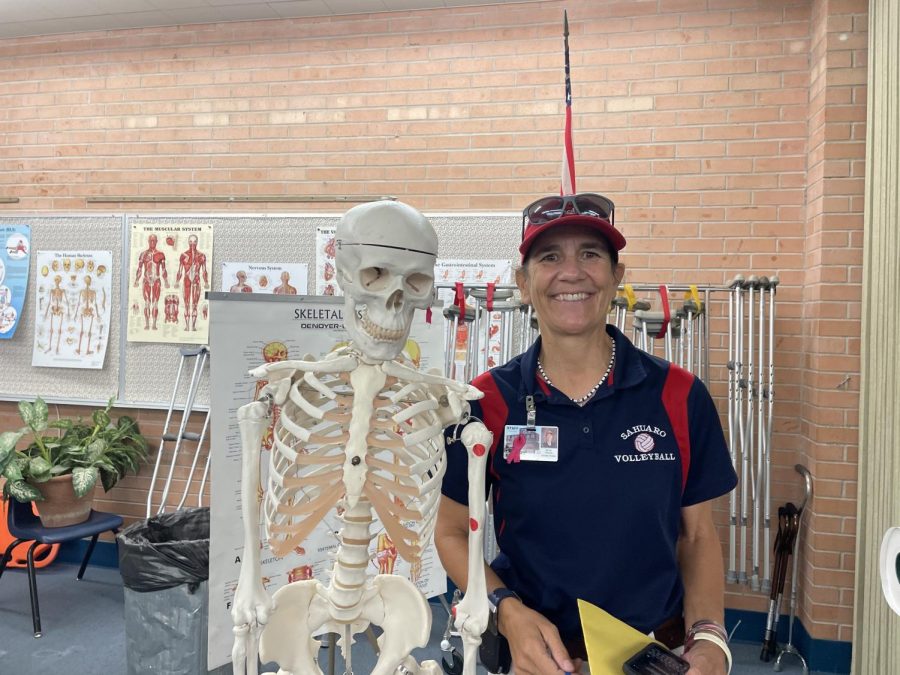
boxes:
[516,223,624,340]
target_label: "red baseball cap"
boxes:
[519,193,626,261]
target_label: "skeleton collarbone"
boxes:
[265,355,460,566]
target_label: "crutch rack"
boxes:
[439,275,781,597]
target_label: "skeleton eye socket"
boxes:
[405,273,432,296]
[360,267,389,290]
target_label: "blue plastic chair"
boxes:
[0,499,123,637]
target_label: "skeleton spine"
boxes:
[327,496,375,622]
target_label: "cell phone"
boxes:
[479,610,512,673]
[622,643,690,675]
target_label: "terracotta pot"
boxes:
[30,475,95,528]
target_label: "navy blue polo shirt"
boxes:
[442,325,737,641]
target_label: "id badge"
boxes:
[502,425,559,463]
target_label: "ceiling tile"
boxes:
[323,0,388,15]
[268,1,332,19]
[215,3,282,20]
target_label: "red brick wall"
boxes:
[0,0,865,642]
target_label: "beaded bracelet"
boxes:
[686,630,732,675]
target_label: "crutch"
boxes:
[775,464,812,674]
[613,295,629,331]
[757,276,770,593]
[761,502,798,661]
[745,275,761,591]
[726,275,742,584]
[733,275,749,585]
[145,346,210,517]
[764,276,779,593]
[682,286,703,375]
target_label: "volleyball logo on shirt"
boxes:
[634,432,655,453]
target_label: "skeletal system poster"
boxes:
[127,223,213,344]
[32,250,112,369]
[0,224,31,339]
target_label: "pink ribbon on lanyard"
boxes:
[507,432,525,464]
[655,285,670,339]
[486,282,496,311]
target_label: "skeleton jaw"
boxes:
[345,302,412,361]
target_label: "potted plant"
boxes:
[0,397,148,527]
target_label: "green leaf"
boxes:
[0,430,25,474]
[86,438,107,461]
[92,409,111,429]
[72,466,99,498]
[19,398,49,432]
[28,456,52,481]
[100,468,118,492]
[4,457,24,482]
[8,480,43,502]
[49,418,73,431]
[17,400,35,426]
[50,464,69,476]
[0,429,24,456]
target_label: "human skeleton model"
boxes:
[134,234,169,330]
[176,234,209,330]
[74,275,100,356]
[43,275,70,354]
[231,200,491,675]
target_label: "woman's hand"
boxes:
[497,600,582,675]
[683,639,727,675]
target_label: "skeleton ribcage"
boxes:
[263,368,447,562]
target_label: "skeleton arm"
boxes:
[231,393,277,675]
[452,421,493,675]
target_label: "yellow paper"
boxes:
[577,598,656,674]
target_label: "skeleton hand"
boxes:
[425,370,483,427]
[231,576,275,675]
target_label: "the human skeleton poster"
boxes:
[207,294,447,669]
[220,262,309,295]
[127,223,213,344]
[31,250,112,369]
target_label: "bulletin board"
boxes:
[0,212,520,409]
[0,215,123,404]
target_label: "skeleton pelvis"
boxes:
[259,575,431,675]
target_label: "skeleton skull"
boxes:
[336,200,437,361]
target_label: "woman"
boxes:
[436,193,737,675]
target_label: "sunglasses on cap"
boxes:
[520,193,616,240]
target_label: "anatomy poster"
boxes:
[314,225,340,296]
[0,224,31,339]
[220,262,308,295]
[435,259,513,378]
[127,223,213,344]
[207,294,445,669]
[31,251,112,369]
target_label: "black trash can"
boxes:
[118,506,225,674]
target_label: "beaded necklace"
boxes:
[537,340,616,407]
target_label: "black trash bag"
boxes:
[118,506,209,593]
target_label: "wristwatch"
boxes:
[488,587,521,614]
